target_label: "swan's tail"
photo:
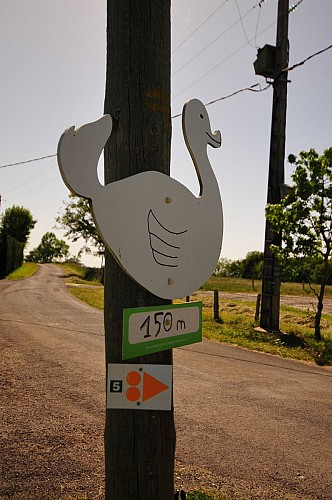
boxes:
[57,115,112,199]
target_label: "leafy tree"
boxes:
[27,232,69,263]
[266,148,332,340]
[213,257,233,277]
[241,251,264,289]
[227,259,243,278]
[56,195,104,257]
[0,205,36,245]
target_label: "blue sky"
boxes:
[1,0,331,266]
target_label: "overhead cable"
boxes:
[0,154,57,169]
[172,0,229,55]
[1,40,329,170]
[171,82,271,119]
[282,43,332,73]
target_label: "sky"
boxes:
[1,0,331,267]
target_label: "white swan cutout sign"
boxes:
[57,99,223,299]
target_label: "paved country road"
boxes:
[1,265,332,500]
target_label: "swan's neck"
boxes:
[190,146,219,200]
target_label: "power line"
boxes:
[172,4,255,78]
[5,158,55,196]
[1,41,329,170]
[283,42,332,72]
[173,18,276,101]
[173,0,305,98]
[0,154,57,169]
[171,82,271,119]
[172,0,230,55]
[233,0,257,49]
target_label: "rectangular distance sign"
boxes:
[122,302,202,360]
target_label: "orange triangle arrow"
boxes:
[142,371,169,402]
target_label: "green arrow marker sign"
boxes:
[122,302,202,360]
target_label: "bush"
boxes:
[0,235,24,278]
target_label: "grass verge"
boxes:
[197,293,332,365]
[57,261,103,286]
[68,285,332,366]
[6,262,39,280]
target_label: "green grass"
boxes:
[10,262,330,366]
[197,293,332,365]
[69,284,332,366]
[203,276,332,297]
[68,286,104,309]
[57,261,103,286]
[6,262,39,280]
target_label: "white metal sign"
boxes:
[106,364,172,411]
[57,99,223,299]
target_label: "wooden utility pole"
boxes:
[103,1,174,499]
[260,0,289,332]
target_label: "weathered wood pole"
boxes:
[103,1,175,498]
[255,293,261,322]
[260,0,289,332]
[213,290,220,322]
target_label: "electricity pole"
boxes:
[260,0,289,332]
[103,1,175,499]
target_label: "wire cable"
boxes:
[173,0,306,97]
[0,154,57,169]
[1,40,329,169]
[233,0,257,48]
[172,4,255,78]
[172,0,230,55]
[5,158,55,195]
[282,43,332,73]
[171,82,271,119]
[173,18,276,101]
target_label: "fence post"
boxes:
[255,293,261,322]
[214,290,220,322]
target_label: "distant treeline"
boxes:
[214,251,332,285]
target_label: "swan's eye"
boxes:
[200,114,204,119]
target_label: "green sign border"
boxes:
[122,302,202,360]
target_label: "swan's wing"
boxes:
[147,209,187,268]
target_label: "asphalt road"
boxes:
[1,265,332,499]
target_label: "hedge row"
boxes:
[0,235,24,278]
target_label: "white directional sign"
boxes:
[107,364,172,411]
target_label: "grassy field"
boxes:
[56,261,103,285]
[65,274,332,366]
[203,275,332,297]
[5,262,332,366]
[6,262,39,280]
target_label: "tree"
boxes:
[213,258,233,277]
[241,251,264,289]
[27,232,69,263]
[0,205,36,245]
[56,195,104,257]
[266,148,332,340]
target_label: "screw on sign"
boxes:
[107,364,172,411]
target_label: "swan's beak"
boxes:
[206,130,222,148]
